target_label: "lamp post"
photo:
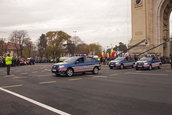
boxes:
[73,31,77,37]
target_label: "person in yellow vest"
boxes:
[5,54,13,75]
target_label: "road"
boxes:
[0,63,172,115]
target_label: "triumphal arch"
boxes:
[129,0,172,56]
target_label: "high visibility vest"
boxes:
[5,56,12,65]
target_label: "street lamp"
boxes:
[73,31,77,36]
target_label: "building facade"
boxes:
[129,0,172,56]
[0,41,21,56]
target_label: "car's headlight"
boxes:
[116,62,119,64]
[144,63,149,65]
[59,65,65,68]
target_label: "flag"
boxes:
[106,52,109,58]
[101,51,105,57]
[111,49,115,58]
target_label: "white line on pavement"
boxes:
[109,74,118,76]
[0,88,71,115]
[127,72,168,76]
[69,78,82,81]
[92,76,107,78]
[20,73,28,75]
[39,81,56,84]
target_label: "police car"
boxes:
[109,57,135,69]
[51,56,101,77]
[135,56,162,70]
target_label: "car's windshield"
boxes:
[140,57,152,61]
[114,57,125,61]
[64,57,78,63]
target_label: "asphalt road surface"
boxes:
[0,63,172,115]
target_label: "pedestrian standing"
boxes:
[5,54,13,75]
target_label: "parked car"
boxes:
[135,56,162,70]
[109,57,135,69]
[51,56,101,77]
[0,60,4,67]
[26,58,35,65]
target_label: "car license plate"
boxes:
[110,65,114,66]
[52,69,56,72]
[138,66,142,67]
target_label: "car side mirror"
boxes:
[75,61,79,64]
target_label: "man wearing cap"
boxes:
[5,54,13,75]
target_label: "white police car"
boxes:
[109,57,135,69]
[135,56,162,70]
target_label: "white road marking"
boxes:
[0,88,71,115]
[44,69,50,71]
[20,73,28,75]
[39,81,56,84]
[109,74,118,76]
[13,76,28,79]
[4,75,15,77]
[69,78,82,81]
[38,75,49,77]
[92,76,107,78]
[127,72,168,76]
[0,84,23,89]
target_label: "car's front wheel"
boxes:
[66,68,74,77]
[93,67,99,74]
[149,65,152,70]
[158,64,161,69]
[109,67,113,69]
[120,64,124,69]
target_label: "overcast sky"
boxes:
[0,0,132,49]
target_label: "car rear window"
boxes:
[86,57,95,63]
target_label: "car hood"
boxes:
[136,61,147,63]
[53,62,72,66]
[110,60,120,63]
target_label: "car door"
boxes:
[74,57,86,72]
[85,57,96,71]
[123,58,131,67]
[152,58,160,68]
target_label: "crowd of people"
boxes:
[0,55,35,67]
[0,55,62,67]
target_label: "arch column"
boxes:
[129,0,172,56]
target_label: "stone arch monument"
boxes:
[129,0,172,56]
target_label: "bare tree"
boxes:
[24,38,33,57]
[37,34,47,59]
[9,30,29,57]
[66,36,84,55]
[70,36,84,46]
[0,38,6,55]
